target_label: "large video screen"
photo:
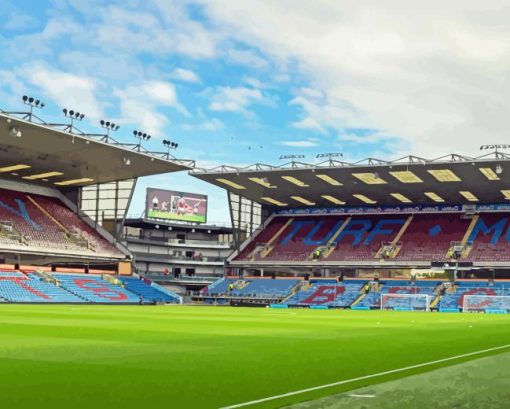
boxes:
[146,188,208,223]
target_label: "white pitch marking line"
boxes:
[348,394,375,398]
[219,343,510,409]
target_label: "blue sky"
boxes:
[1,0,509,223]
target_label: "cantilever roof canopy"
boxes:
[0,113,193,188]
[191,153,510,208]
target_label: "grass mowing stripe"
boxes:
[220,343,510,409]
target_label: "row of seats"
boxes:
[235,213,510,263]
[0,271,178,304]
[0,188,123,257]
[283,280,364,307]
[206,278,300,298]
[205,278,510,312]
[119,277,181,303]
[0,271,85,303]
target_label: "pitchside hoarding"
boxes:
[146,188,208,223]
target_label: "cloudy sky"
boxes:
[1,0,509,223]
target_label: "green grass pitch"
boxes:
[1,305,509,409]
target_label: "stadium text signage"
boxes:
[277,203,510,216]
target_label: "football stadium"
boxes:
[3,2,510,408]
[1,101,510,409]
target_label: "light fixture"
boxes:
[123,157,131,166]
[459,191,478,202]
[424,192,444,202]
[391,193,412,203]
[8,125,22,138]
[163,139,178,158]
[479,167,500,180]
[133,130,152,151]
[23,171,63,180]
[291,196,315,206]
[100,119,120,143]
[0,164,31,173]
[54,178,94,186]
[249,177,277,188]
[62,107,85,133]
[63,108,85,120]
[260,197,287,206]
[389,171,424,183]
[22,95,45,122]
[216,178,246,190]
[496,164,503,175]
[352,173,387,185]
[353,194,377,204]
[427,169,461,182]
[281,175,309,187]
[316,174,343,186]
[321,195,345,205]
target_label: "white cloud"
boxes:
[170,68,201,83]
[94,5,220,59]
[197,0,510,157]
[280,139,319,148]
[182,118,225,132]
[227,48,268,69]
[3,12,39,31]
[209,86,267,114]
[23,64,103,119]
[114,80,188,137]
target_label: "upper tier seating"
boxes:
[234,213,510,263]
[0,271,85,303]
[465,214,510,262]
[119,277,180,303]
[394,215,468,261]
[53,274,140,303]
[0,188,123,257]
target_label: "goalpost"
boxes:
[462,295,510,313]
[380,293,432,312]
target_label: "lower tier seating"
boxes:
[0,271,85,303]
[119,277,180,303]
[356,281,438,309]
[52,274,140,303]
[283,280,364,307]
[206,278,300,298]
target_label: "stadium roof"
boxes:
[0,112,193,188]
[191,152,510,208]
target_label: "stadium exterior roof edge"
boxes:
[0,112,194,187]
[191,151,510,208]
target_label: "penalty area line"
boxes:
[219,343,510,409]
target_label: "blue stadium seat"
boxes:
[53,274,139,303]
[118,277,180,303]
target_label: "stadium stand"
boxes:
[0,188,123,257]
[232,213,510,263]
[438,281,510,311]
[0,271,85,303]
[52,274,140,303]
[283,280,364,307]
[231,278,300,298]
[118,276,181,303]
[205,277,300,299]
